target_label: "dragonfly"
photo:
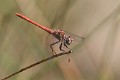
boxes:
[16,13,84,55]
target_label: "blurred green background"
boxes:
[0,0,120,80]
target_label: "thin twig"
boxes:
[1,51,71,80]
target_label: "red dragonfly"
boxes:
[16,13,84,55]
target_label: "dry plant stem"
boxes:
[1,51,71,80]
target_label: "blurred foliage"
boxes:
[0,0,120,80]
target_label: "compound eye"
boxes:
[67,36,73,44]
[69,36,73,42]
[68,37,71,42]
[71,38,73,42]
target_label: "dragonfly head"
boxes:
[66,36,73,45]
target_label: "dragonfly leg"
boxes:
[59,43,66,52]
[50,40,60,55]
[64,42,69,49]
[63,42,72,62]
[64,42,72,52]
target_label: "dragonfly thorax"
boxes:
[52,29,65,40]
[52,29,73,45]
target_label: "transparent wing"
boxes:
[45,33,61,54]
[45,30,84,54]
[64,30,84,42]
[63,30,84,50]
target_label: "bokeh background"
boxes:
[0,0,120,80]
